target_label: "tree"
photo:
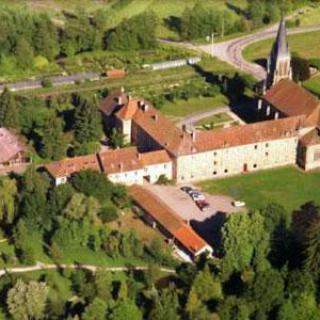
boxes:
[37,115,67,160]
[109,299,142,320]
[221,211,270,278]
[0,88,20,129]
[304,212,320,273]
[82,298,108,320]
[33,14,59,61]
[110,128,127,148]
[149,287,180,320]
[73,95,102,144]
[94,270,113,301]
[191,265,223,302]
[15,38,34,70]
[0,177,17,224]
[7,279,48,320]
[70,170,113,202]
[186,288,211,320]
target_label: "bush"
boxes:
[99,204,119,223]
[41,78,53,88]
[156,175,173,185]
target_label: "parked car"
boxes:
[232,201,246,208]
[196,200,210,211]
[191,193,206,201]
[180,186,193,193]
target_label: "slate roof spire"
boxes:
[265,19,292,89]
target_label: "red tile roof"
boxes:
[98,147,142,174]
[99,87,128,115]
[193,116,305,153]
[132,106,193,156]
[115,98,139,120]
[263,79,320,117]
[129,185,210,256]
[300,128,320,146]
[0,128,25,163]
[45,154,100,178]
[140,150,171,166]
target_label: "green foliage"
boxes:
[99,204,119,223]
[15,38,34,70]
[0,88,20,129]
[221,211,270,278]
[110,128,127,149]
[70,170,113,203]
[107,11,158,51]
[82,298,108,320]
[73,95,102,144]
[0,177,17,225]
[7,280,48,320]
[109,299,142,320]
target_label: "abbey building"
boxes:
[45,21,320,186]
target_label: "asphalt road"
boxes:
[197,24,320,80]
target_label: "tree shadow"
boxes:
[253,58,267,69]
[191,63,264,124]
[226,2,248,18]
[164,16,181,37]
[190,211,227,254]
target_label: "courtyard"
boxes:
[143,183,243,247]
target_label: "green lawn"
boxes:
[161,96,228,119]
[303,74,320,97]
[243,31,320,63]
[196,112,233,127]
[198,166,320,212]
[289,4,320,27]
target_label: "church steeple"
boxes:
[265,20,292,89]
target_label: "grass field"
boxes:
[243,31,320,63]
[303,74,320,96]
[198,166,320,212]
[195,112,233,127]
[161,96,228,119]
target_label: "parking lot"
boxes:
[143,183,244,248]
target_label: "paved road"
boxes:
[198,24,320,80]
[0,261,175,278]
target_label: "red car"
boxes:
[196,200,210,211]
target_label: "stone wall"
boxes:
[176,136,299,183]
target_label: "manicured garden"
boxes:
[198,166,320,211]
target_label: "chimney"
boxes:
[139,100,145,108]
[119,162,124,171]
[153,114,158,121]
[142,104,149,112]
[182,124,187,132]
[137,153,142,160]
[121,86,125,93]
[117,96,122,105]
[191,130,196,142]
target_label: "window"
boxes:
[254,145,258,150]
[164,164,167,169]
[265,152,269,156]
[224,169,228,173]
[213,161,218,165]
[213,171,217,175]
[253,164,257,168]
[265,143,269,147]
[213,152,217,156]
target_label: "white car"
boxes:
[192,194,206,201]
[232,201,246,208]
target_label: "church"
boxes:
[45,21,320,186]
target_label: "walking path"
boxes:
[0,261,175,278]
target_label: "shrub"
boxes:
[99,204,119,223]
[41,78,53,88]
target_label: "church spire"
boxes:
[265,19,292,89]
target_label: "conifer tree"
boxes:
[73,95,102,144]
[0,88,20,129]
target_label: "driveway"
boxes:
[143,183,244,248]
